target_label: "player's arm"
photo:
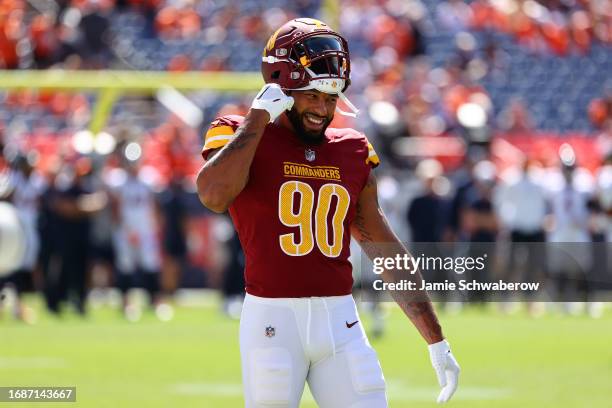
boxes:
[196,84,293,213]
[350,173,443,343]
[350,172,460,403]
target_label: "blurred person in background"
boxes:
[45,157,106,316]
[159,174,188,299]
[78,0,112,68]
[596,154,612,243]
[588,92,612,132]
[585,181,607,318]
[407,159,452,304]
[0,6,23,69]
[0,154,45,322]
[547,150,592,312]
[447,148,485,242]
[29,13,60,69]
[407,159,449,243]
[495,159,548,308]
[0,131,6,170]
[497,98,535,134]
[220,225,245,320]
[38,160,62,315]
[462,160,499,303]
[108,154,165,321]
[591,155,612,313]
[88,162,116,295]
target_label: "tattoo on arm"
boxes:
[353,202,375,244]
[352,173,379,245]
[400,301,443,342]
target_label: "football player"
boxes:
[0,155,45,322]
[197,18,460,407]
[108,155,163,320]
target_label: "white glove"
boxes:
[428,339,460,403]
[251,83,294,123]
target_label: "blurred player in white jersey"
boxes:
[0,155,45,322]
[107,153,163,320]
[547,149,592,310]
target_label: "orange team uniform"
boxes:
[202,115,380,298]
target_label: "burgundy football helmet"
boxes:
[261,18,358,116]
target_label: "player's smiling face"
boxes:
[285,89,337,144]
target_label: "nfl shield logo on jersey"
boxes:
[305,148,316,162]
[265,326,275,338]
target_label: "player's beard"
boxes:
[286,108,332,145]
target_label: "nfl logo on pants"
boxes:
[265,326,275,338]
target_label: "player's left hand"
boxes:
[428,339,460,403]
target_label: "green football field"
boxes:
[1,294,611,408]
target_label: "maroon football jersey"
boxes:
[202,115,380,297]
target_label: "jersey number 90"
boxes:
[278,181,350,258]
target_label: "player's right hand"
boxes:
[251,83,294,123]
[428,339,460,403]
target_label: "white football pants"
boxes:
[240,294,388,408]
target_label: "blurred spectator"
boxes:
[29,14,59,68]
[221,226,245,319]
[167,53,191,71]
[407,159,452,303]
[0,130,5,170]
[462,160,499,243]
[595,154,612,242]
[159,174,188,296]
[497,98,535,133]
[469,0,612,54]
[548,156,592,243]
[445,147,486,241]
[437,0,473,33]
[78,0,112,68]
[0,7,23,69]
[588,93,612,131]
[44,158,106,315]
[407,159,449,242]
[496,160,548,293]
[547,149,592,304]
[0,154,45,322]
[155,3,201,40]
[88,165,116,291]
[462,160,499,302]
[496,160,547,241]
[482,40,508,79]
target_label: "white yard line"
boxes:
[0,357,68,369]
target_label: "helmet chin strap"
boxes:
[336,91,359,118]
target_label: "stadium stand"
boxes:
[0,0,610,139]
